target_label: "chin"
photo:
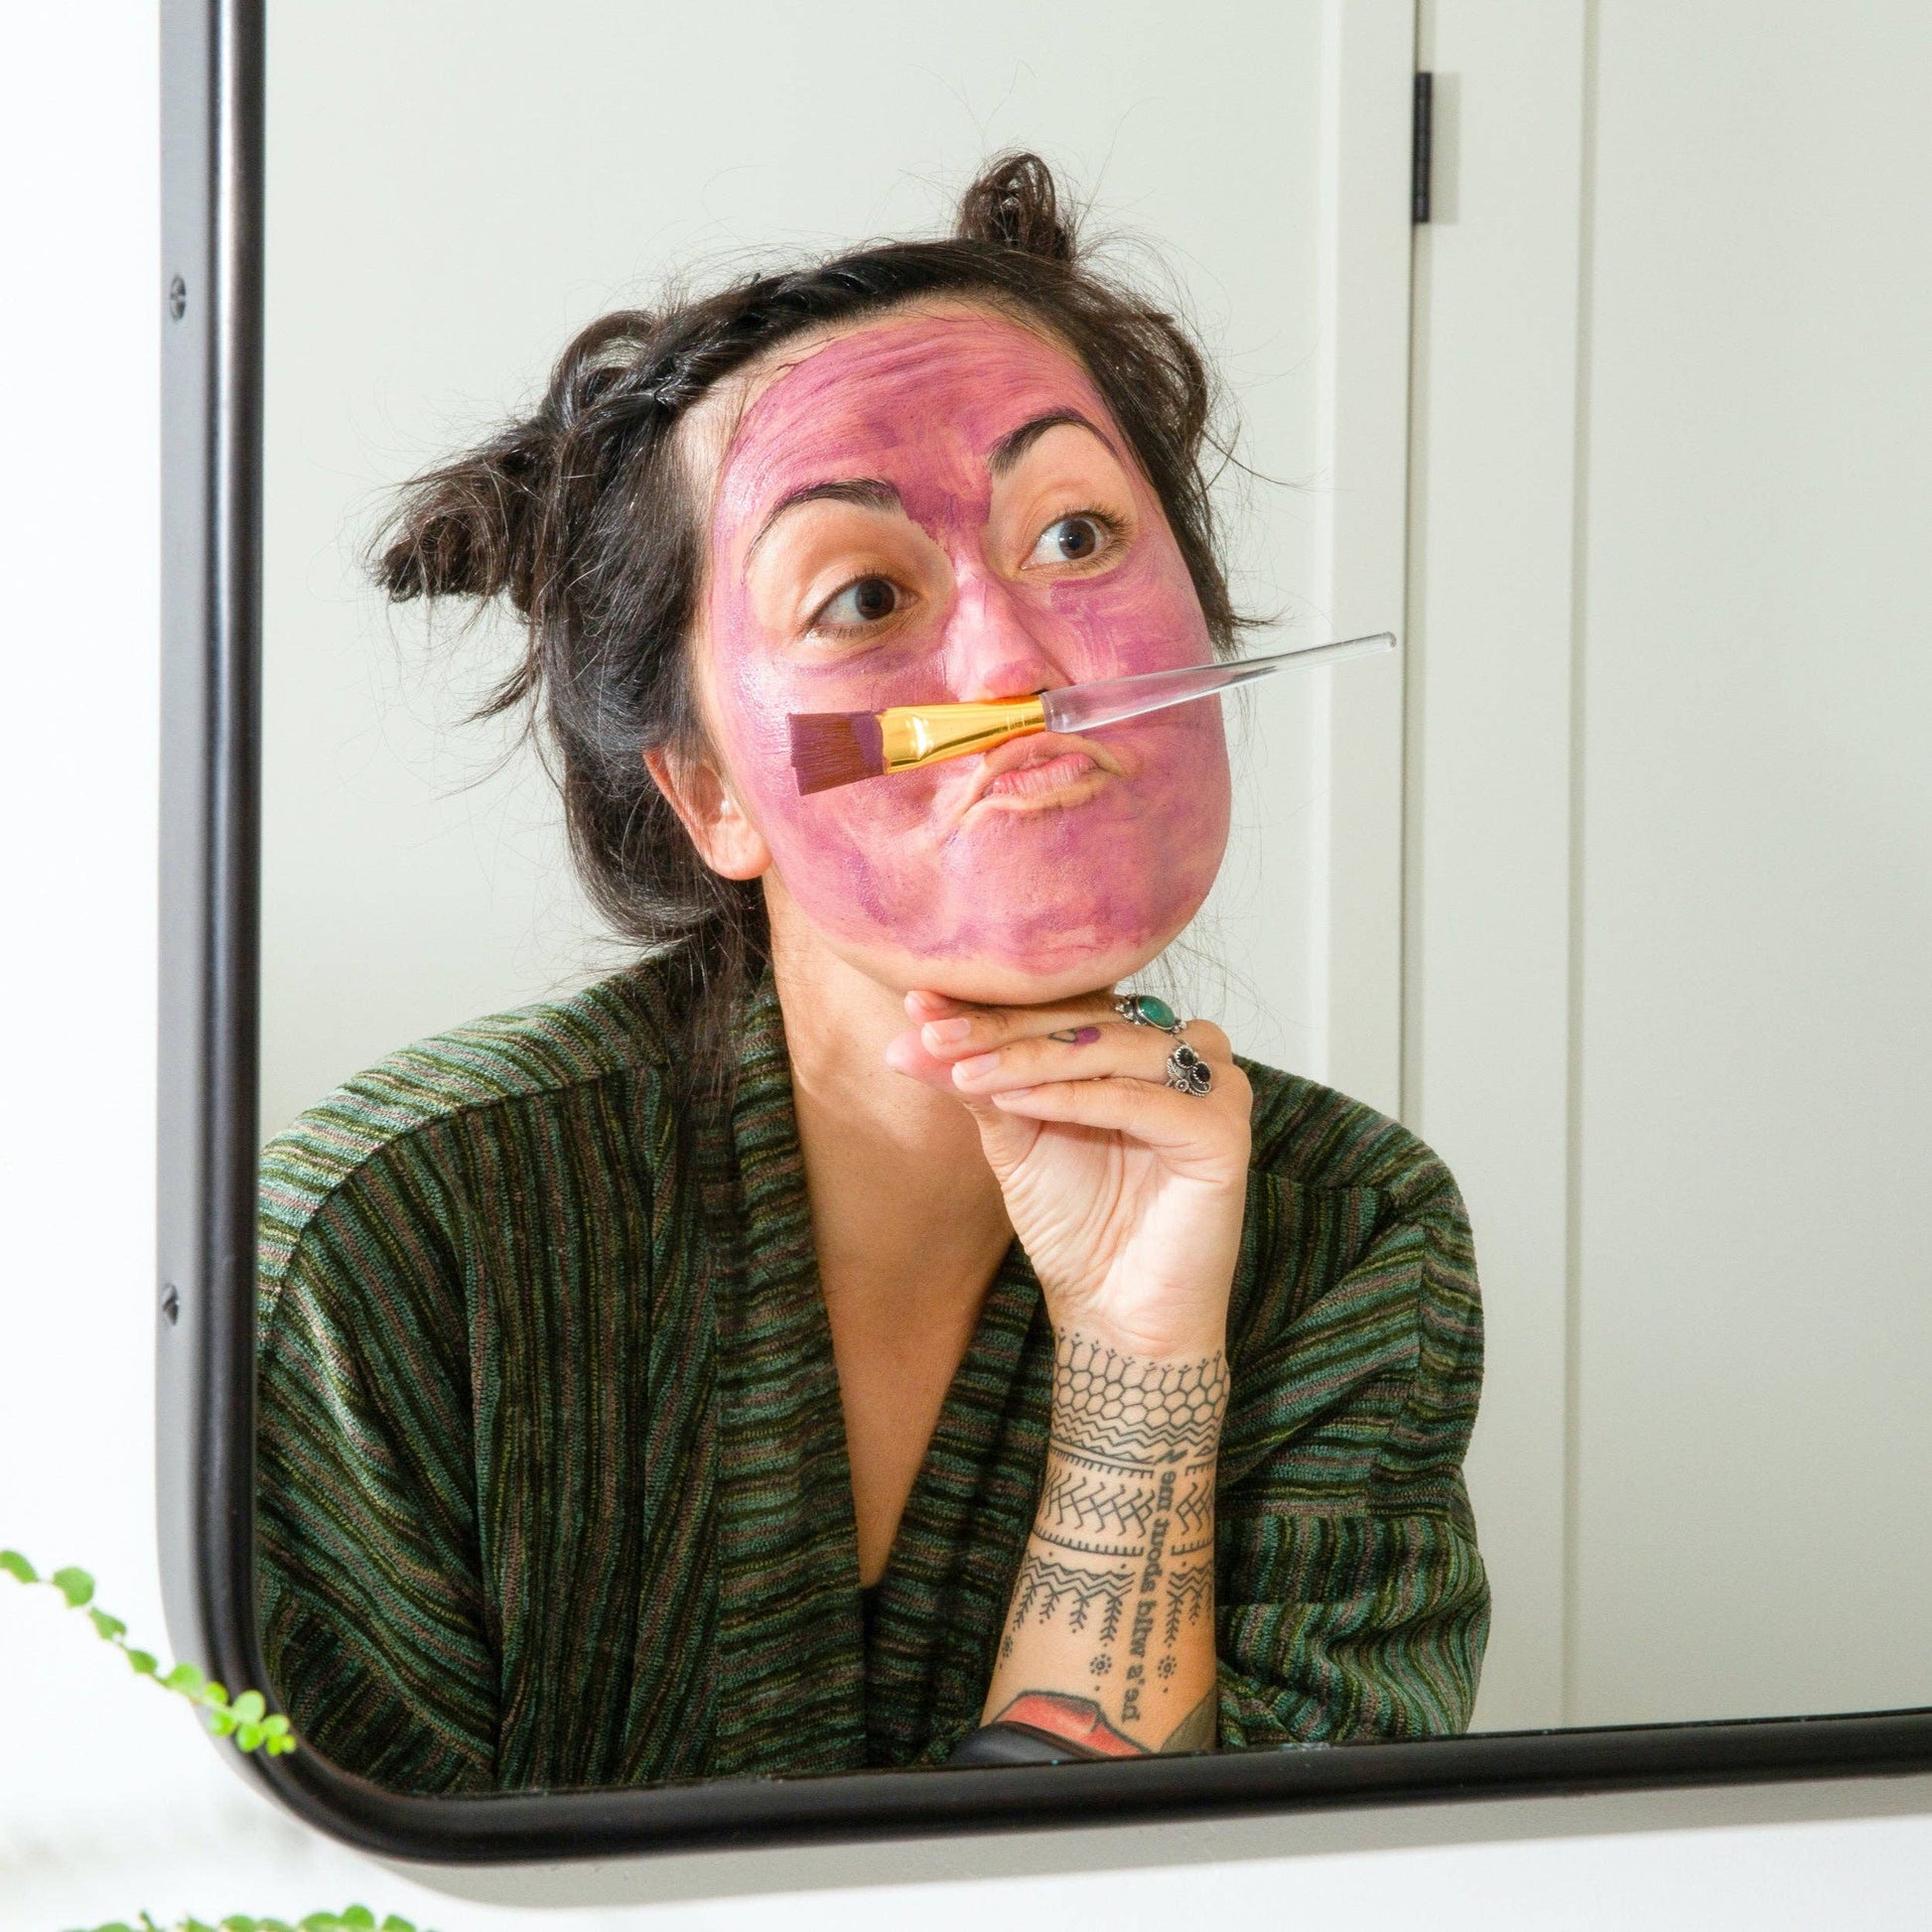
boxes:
[852,906,1201,1009]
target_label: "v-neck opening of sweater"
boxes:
[706,967,1054,1771]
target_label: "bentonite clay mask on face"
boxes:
[702,309,1232,998]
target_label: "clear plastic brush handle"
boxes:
[1039,630,1396,735]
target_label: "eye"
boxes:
[812,574,905,632]
[1027,512,1121,569]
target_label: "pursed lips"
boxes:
[942,730,1123,829]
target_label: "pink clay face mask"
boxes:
[702,310,1231,993]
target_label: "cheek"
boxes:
[702,524,1231,964]
[706,589,942,891]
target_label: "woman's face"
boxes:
[693,306,1231,1003]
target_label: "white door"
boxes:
[1413,0,1932,1728]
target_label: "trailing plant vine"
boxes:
[0,1549,293,1754]
[80,1914,428,1932]
[3,1547,442,1931]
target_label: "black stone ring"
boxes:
[1165,1042,1215,1097]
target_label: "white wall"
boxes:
[7,3,1932,1928]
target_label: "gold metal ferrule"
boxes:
[877,696,1047,773]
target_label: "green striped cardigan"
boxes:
[256,957,1488,1793]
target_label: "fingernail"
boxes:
[924,1017,973,1044]
[993,1086,1035,1102]
[954,1051,1000,1079]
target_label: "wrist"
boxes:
[1047,1328,1229,1465]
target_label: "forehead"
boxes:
[710,308,1116,518]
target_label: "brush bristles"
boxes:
[788,710,888,795]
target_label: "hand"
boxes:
[885,989,1251,1360]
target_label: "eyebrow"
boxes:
[988,411,1117,476]
[747,478,901,558]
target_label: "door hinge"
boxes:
[1412,71,1434,223]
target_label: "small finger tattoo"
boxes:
[1049,1026,1103,1045]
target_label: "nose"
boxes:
[941,571,1074,700]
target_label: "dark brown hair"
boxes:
[374,152,1243,1090]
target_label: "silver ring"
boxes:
[1166,1042,1214,1096]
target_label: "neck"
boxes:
[764,876,1011,1303]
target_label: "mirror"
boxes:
[166,0,1932,1840]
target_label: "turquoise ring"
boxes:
[1113,992,1183,1035]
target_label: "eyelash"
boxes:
[805,506,1129,638]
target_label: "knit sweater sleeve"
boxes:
[256,1121,498,1792]
[1210,1068,1490,1745]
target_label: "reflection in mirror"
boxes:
[254,0,1932,1807]
[256,125,1487,1789]
[256,0,1488,1793]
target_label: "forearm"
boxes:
[981,1330,1228,1755]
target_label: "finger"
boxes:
[987,1070,1251,1158]
[1173,1018,1232,1062]
[903,988,964,1021]
[948,1019,1184,1096]
[882,1027,960,1091]
[913,989,1123,1061]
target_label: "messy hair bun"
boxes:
[374,152,1242,1091]
[955,151,1078,261]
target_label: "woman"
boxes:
[256,154,1487,1794]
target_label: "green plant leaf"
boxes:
[258,1917,298,1930]
[206,1708,236,1736]
[163,1661,207,1695]
[342,1910,376,1931]
[88,1608,129,1641]
[0,1549,36,1584]
[300,1915,341,1931]
[236,1721,265,1751]
[125,1648,159,1676]
[53,1567,96,1607]
[203,1680,227,1706]
[221,1917,259,1931]
[379,1917,418,1932]
[231,1689,267,1724]
[267,1730,299,1754]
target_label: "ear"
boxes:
[642,743,771,882]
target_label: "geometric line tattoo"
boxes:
[1163,1560,1215,1645]
[1171,1473,1215,1536]
[1052,1332,1230,1462]
[1039,1467,1158,1538]
[1011,1555,1135,1643]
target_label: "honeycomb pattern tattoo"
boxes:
[1051,1332,1230,1460]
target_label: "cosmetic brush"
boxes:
[787,629,1396,795]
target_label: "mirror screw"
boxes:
[161,1285,181,1325]
[167,275,187,321]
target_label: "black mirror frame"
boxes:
[155,0,1932,1866]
